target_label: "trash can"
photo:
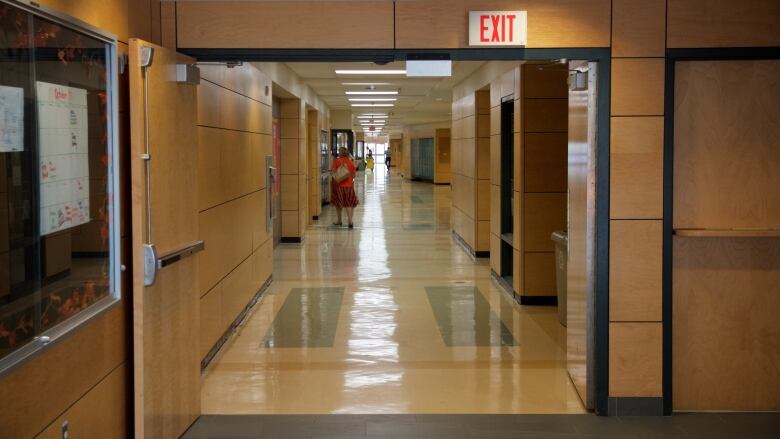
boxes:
[551,231,568,327]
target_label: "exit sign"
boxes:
[468,11,527,46]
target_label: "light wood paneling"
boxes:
[282,210,299,237]
[477,180,491,221]
[490,134,501,185]
[281,138,300,175]
[38,0,130,42]
[477,220,491,252]
[395,0,611,48]
[490,106,501,136]
[477,113,491,138]
[200,285,223,358]
[220,256,255,330]
[513,248,522,294]
[673,236,780,410]
[610,117,664,219]
[611,59,665,116]
[490,233,501,274]
[490,184,501,236]
[523,193,567,253]
[0,301,127,438]
[612,0,666,57]
[476,138,491,180]
[523,99,568,132]
[524,252,556,296]
[609,220,662,322]
[673,60,780,229]
[129,40,200,438]
[177,1,395,48]
[281,175,299,211]
[609,322,663,397]
[36,364,128,439]
[524,133,567,193]
[667,0,780,48]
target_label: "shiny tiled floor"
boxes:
[202,165,585,414]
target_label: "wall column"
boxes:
[607,0,667,415]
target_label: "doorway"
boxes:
[180,51,611,418]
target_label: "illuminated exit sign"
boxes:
[468,11,527,46]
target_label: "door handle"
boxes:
[143,241,205,286]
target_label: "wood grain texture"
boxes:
[523,252,556,296]
[522,64,568,99]
[609,220,662,322]
[611,0,666,57]
[38,0,130,42]
[395,0,611,48]
[200,284,223,358]
[673,60,780,230]
[177,1,394,48]
[673,237,780,410]
[129,40,200,439]
[524,133,567,193]
[523,99,568,132]
[609,322,662,397]
[611,59,665,116]
[523,193,567,253]
[667,0,780,48]
[36,364,129,439]
[610,116,664,219]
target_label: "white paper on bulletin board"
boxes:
[0,85,24,152]
[36,81,90,236]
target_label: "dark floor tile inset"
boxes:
[425,286,517,346]
[262,287,345,348]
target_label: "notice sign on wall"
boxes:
[0,85,24,152]
[468,11,527,46]
[36,81,90,236]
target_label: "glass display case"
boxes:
[0,0,120,373]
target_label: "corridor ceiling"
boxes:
[284,61,485,137]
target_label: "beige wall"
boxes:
[196,64,274,360]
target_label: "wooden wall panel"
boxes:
[612,0,666,57]
[673,60,780,230]
[39,0,130,42]
[523,99,568,132]
[611,59,665,116]
[609,323,663,397]
[673,237,780,410]
[609,220,662,322]
[524,253,556,296]
[200,285,223,358]
[523,193,566,253]
[0,301,127,438]
[177,1,395,48]
[36,365,128,439]
[395,0,611,48]
[610,117,663,219]
[524,133,567,193]
[667,0,780,48]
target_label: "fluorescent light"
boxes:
[357,115,388,119]
[351,104,394,107]
[345,90,399,95]
[357,113,388,116]
[348,98,397,102]
[336,69,406,75]
[342,82,392,86]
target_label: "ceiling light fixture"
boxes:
[341,82,392,86]
[348,98,397,102]
[351,104,394,107]
[345,91,399,95]
[357,113,388,116]
[357,115,388,118]
[336,69,406,75]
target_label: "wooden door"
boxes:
[129,39,200,438]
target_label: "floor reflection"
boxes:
[201,165,585,414]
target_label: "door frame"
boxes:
[184,47,612,416]
[661,46,780,415]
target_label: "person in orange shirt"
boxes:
[331,147,358,228]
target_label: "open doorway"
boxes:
[195,55,608,416]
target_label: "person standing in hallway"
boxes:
[385,148,391,169]
[331,147,359,228]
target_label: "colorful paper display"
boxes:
[36,81,90,236]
